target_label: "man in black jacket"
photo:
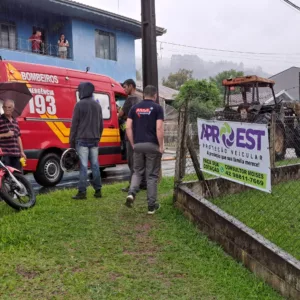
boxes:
[118,79,146,192]
[70,82,103,200]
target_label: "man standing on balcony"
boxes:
[29,30,42,54]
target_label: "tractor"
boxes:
[214,75,300,161]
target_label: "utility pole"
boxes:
[141,0,162,181]
[141,0,159,104]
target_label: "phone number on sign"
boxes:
[224,171,264,187]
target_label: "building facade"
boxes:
[269,67,300,101]
[0,0,165,82]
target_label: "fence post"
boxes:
[187,135,204,181]
[173,99,189,202]
[270,111,276,169]
[187,130,213,198]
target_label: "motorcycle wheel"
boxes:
[1,172,36,210]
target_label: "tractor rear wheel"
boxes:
[274,122,286,161]
[254,114,286,161]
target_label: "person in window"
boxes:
[28,30,42,54]
[58,34,69,59]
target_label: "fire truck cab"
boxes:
[0,60,127,187]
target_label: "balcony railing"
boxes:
[0,37,73,60]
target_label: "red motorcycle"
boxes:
[0,158,36,210]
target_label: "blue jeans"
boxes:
[76,141,102,193]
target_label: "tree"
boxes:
[210,69,244,95]
[174,79,221,122]
[162,69,193,90]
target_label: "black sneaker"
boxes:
[72,192,87,200]
[125,194,135,208]
[94,190,102,198]
[147,203,160,215]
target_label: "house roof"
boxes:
[12,0,166,38]
[136,81,179,100]
[269,66,300,79]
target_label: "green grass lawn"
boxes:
[0,178,281,300]
[275,157,300,167]
[184,171,215,182]
[211,179,300,261]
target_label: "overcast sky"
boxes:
[77,0,300,74]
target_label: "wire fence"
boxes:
[174,92,300,262]
[164,130,177,150]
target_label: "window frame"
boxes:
[0,21,16,50]
[75,91,111,120]
[95,29,117,61]
[115,94,127,109]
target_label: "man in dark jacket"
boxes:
[118,79,146,192]
[70,82,103,200]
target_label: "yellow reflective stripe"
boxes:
[45,114,70,136]
[41,114,68,143]
[6,63,32,88]
[42,114,120,144]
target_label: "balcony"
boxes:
[0,37,73,60]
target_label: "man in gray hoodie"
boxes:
[70,82,103,200]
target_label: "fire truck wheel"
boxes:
[34,153,64,187]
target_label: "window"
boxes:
[0,22,16,50]
[76,92,111,120]
[95,30,116,61]
[115,94,127,109]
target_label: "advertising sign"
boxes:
[198,119,271,193]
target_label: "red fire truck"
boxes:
[0,60,127,187]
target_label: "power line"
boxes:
[281,0,300,12]
[162,46,294,61]
[159,42,300,63]
[162,48,300,65]
[284,85,300,91]
[158,40,300,56]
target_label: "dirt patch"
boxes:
[109,272,122,281]
[174,273,187,278]
[71,267,83,273]
[50,287,66,298]
[135,223,152,232]
[123,250,155,256]
[16,265,39,279]
[122,218,161,265]
[135,222,154,242]
[147,256,157,264]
